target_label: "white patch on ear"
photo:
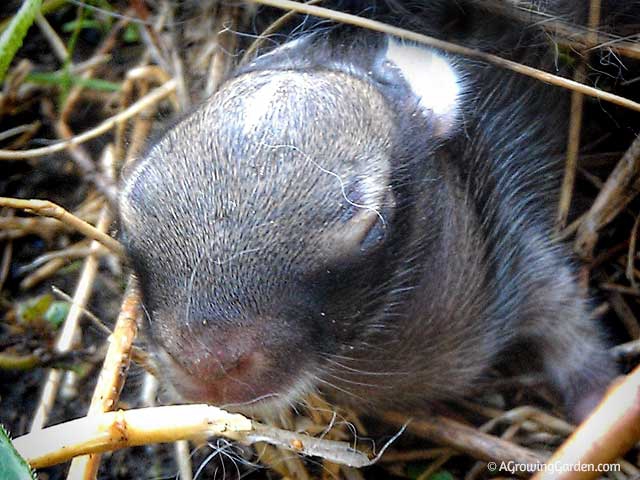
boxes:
[384,37,461,135]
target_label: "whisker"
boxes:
[311,375,366,403]
[321,356,406,376]
[323,371,392,389]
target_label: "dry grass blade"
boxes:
[174,440,193,480]
[249,0,640,113]
[13,405,253,469]
[481,0,640,61]
[532,365,640,480]
[29,207,112,431]
[239,0,324,66]
[382,412,547,468]
[0,79,177,160]
[12,404,382,470]
[556,0,601,231]
[575,134,640,259]
[66,278,140,479]
[0,197,124,256]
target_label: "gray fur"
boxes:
[119,1,617,420]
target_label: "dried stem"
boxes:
[556,0,600,230]
[575,134,640,259]
[249,0,640,112]
[0,197,124,256]
[30,207,112,431]
[532,365,640,480]
[0,79,177,160]
[66,279,140,479]
[382,412,547,468]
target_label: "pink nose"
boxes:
[193,344,255,380]
[179,323,263,378]
[157,327,282,405]
[164,348,277,405]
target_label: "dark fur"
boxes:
[119,1,620,420]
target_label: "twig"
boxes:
[34,12,68,62]
[239,0,324,67]
[532,365,640,480]
[51,286,113,338]
[255,443,296,477]
[29,207,111,431]
[249,0,640,113]
[627,215,640,288]
[0,238,11,291]
[0,208,14,291]
[0,122,39,143]
[556,0,601,230]
[480,0,640,61]
[608,292,640,339]
[0,217,71,242]
[174,440,193,480]
[465,421,522,480]
[164,4,189,110]
[17,241,101,275]
[16,405,252,469]
[0,352,41,370]
[273,409,313,480]
[20,255,73,290]
[600,283,640,297]
[0,79,177,160]
[13,404,379,470]
[47,84,119,204]
[66,279,140,479]
[382,412,546,468]
[0,197,124,256]
[132,1,173,84]
[206,5,240,96]
[417,450,455,480]
[60,16,126,125]
[121,66,175,167]
[575,134,640,259]
[466,404,574,437]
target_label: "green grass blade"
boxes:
[26,71,121,92]
[0,0,43,83]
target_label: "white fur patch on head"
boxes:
[241,80,284,135]
[384,37,461,135]
[241,72,312,135]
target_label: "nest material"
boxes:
[0,1,639,479]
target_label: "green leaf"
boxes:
[44,301,70,328]
[17,294,54,326]
[0,0,43,82]
[0,425,36,480]
[123,23,140,44]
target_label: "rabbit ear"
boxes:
[383,37,463,136]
